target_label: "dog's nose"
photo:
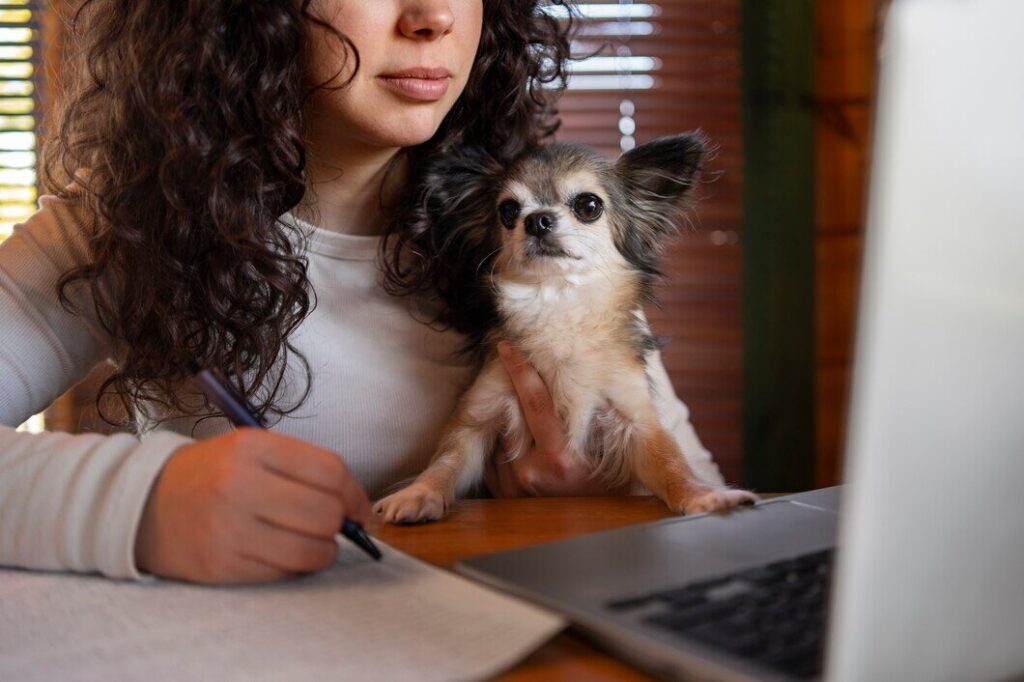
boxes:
[524,211,557,238]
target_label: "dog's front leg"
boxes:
[607,372,758,514]
[629,417,757,514]
[374,360,509,524]
[373,417,497,523]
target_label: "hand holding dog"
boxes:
[485,341,629,497]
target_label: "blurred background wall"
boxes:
[9,0,882,491]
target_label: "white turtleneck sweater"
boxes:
[0,189,724,582]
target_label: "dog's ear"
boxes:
[420,144,506,229]
[614,132,705,234]
[610,133,705,296]
[412,144,508,266]
[407,144,508,359]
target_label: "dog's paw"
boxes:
[667,486,759,515]
[373,484,448,524]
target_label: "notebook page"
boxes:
[0,539,565,682]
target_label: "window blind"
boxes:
[0,0,40,244]
[551,0,745,482]
[1,0,42,432]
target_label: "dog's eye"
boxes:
[498,199,521,229]
[571,193,604,223]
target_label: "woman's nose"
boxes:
[397,1,455,41]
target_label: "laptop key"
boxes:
[733,565,780,583]
[644,599,734,632]
[606,594,657,611]
[656,587,707,609]
[759,637,823,678]
[687,620,766,656]
[636,548,833,679]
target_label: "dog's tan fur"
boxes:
[375,137,757,523]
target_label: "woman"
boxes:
[0,0,724,584]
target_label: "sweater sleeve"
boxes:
[637,310,726,487]
[0,190,194,581]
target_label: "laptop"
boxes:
[457,2,1024,680]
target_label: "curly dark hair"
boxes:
[41,0,575,428]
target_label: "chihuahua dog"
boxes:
[374,133,757,523]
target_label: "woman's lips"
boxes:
[377,75,450,101]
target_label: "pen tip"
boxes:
[341,519,383,561]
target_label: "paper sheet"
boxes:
[0,539,565,682]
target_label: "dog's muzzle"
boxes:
[524,211,557,239]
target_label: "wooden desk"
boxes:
[367,497,677,681]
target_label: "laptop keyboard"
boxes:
[608,548,834,679]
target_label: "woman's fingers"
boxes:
[227,555,294,584]
[489,432,596,497]
[513,449,603,496]
[253,431,372,525]
[247,467,346,540]
[491,340,630,498]
[484,445,529,497]
[494,340,596,496]
[497,341,567,456]
[239,519,341,575]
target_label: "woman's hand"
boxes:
[134,428,371,584]
[484,341,628,497]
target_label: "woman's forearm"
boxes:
[0,426,193,580]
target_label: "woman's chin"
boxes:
[360,109,451,148]
[382,126,445,149]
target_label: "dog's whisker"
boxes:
[474,244,504,279]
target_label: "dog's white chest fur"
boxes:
[497,273,611,364]
[491,273,646,469]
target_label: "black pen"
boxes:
[192,366,382,562]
